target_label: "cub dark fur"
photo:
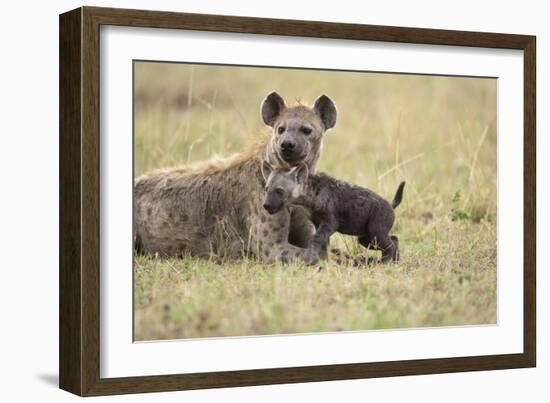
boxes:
[262,162,405,262]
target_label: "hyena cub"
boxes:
[261,162,405,263]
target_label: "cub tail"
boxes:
[391,181,406,209]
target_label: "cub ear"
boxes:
[261,160,273,181]
[294,163,309,185]
[261,91,286,127]
[313,94,337,130]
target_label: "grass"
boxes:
[133,62,497,341]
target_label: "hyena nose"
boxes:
[281,140,295,151]
[262,202,271,211]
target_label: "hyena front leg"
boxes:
[287,205,315,248]
[251,210,321,265]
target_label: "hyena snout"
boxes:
[262,192,285,215]
[281,139,295,151]
[262,199,283,215]
[262,201,276,214]
[278,132,306,163]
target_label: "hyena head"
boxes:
[261,161,308,215]
[261,91,337,172]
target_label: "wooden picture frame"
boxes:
[59,6,536,396]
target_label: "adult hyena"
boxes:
[134,91,337,263]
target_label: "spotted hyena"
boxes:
[134,91,337,263]
[262,162,405,263]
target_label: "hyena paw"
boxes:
[303,248,320,266]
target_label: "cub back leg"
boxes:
[390,235,399,262]
[358,234,374,249]
[359,233,398,263]
[376,233,397,262]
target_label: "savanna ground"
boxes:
[133,62,497,341]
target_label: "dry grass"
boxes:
[133,62,497,341]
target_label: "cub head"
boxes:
[261,161,308,215]
[261,91,337,170]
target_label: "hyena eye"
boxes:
[277,126,285,134]
[301,127,312,135]
[275,188,284,195]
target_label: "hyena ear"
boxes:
[294,163,309,185]
[261,91,286,127]
[313,94,337,130]
[261,160,273,181]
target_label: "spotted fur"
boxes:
[134,91,337,264]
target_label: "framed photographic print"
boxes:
[59,6,536,396]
